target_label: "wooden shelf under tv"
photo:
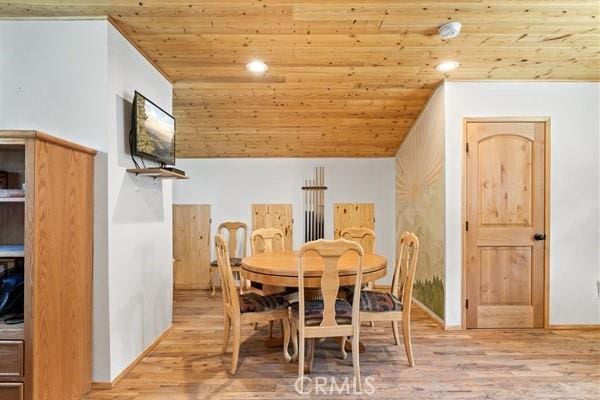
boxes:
[126,168,188,180]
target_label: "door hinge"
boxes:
[466,142,469,153]
[465,221,469,231]
[465,299,469,309]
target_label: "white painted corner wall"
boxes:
[172,158,396,282]
[0,20,174,382]
[106,23,174,381]
[443,81,600,326]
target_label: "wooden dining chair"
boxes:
[340,227,376,254]
[251,227,285,254]
[341,227,377,327]
[249,227,287,295]
[358,231,420,367]
[215,234,291,374]
[290,239,364,392]
[210,221,248,296]
[250,227,286,334]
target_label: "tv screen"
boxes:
[131,91,176,166]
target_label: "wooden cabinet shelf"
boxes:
[0,320,24,341]
[127,168,188,180]
[0,198,25,203]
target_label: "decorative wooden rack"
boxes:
[126,168,188,180]
[301,186,328,190]
[303,166,326,242]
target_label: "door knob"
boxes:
[534,233,546,241]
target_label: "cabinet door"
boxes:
[0,341,24,378]
[0,383,23,400]
[173,205,211,289]
[251,204,293,251]
[333,203,375,239]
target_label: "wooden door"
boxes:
[173,205,211,289]
[333,203,375,239]
[465,121,547,328]
[251,204,293,251]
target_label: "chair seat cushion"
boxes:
[358,290,403,312]
[239,292,289,313]
[210,257,242,268]
[291,299,353,326]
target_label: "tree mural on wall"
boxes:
[395,93,445,319]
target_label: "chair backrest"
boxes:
[391,232,420,310]
[218,221,248,259]
[251,227,285,254]
[297,239,364,328]
[215,234,240,313]
[340,227,376,253]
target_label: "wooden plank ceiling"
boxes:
[1,2,599,157]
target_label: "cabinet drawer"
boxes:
[0,341,24,378]
[0,383,23,400]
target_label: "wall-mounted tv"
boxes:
[131,91,176,166]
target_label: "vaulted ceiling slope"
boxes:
[1,1,599,157]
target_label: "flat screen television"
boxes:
[131,91,176,166]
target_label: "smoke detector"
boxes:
[438,21,462,40]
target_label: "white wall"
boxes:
[106,24,173,381]
[0,19,112,381]
[173,158,396,282]
[444,81,600,326]
[0,20,174,382]
[0,20,108,152]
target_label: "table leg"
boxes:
[344,338,366,353]
[305,338,315,373]
[264,320,285,348]
[210,268,217,296]
[264,336,284,347]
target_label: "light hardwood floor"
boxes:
[86,290,600,399]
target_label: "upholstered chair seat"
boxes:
[291,299,353,326]
[210,257,242,268]
[358,290,403,312]
[239,293,289,313]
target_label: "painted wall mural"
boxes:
[395,88,445,319]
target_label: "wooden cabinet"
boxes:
[0,131,95,400]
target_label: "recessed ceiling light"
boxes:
[435,60,460,73]
[438,21,462,40]
[246,60,268,74]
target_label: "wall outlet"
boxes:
[596,280,600,297]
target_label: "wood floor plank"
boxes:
[86,290,600,399]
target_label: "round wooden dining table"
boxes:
[241,251,387,356]
[241,251,387,289]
